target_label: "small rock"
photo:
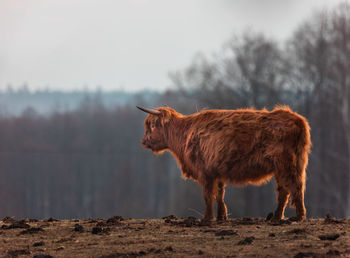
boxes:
[165,246,174,252]
[33,255,54,258]
[74,224,84,232]
[237,236,255,245]
[241,217,255,225]
[107,216,124,223]
[33,241,45,247]
[7,249,30,256]
[96,222,108,227]
[20,227,44,234]
[46,217,58,222]
[184,217,198,227]
[2,220,30,229]
[287,228,306,234]
[327,249,340,256]
[91,227,110,234]
[319,233,340,240]
[2,216,15,223]
[294,252,315,258]
[162,215,177,220]
[324,214,344,224]
[215,230,238,236]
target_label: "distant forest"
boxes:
[0,3,349,219]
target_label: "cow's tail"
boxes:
[290,116,311,207]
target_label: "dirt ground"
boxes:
[0,215,349,257]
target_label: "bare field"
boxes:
[0,215,349,257]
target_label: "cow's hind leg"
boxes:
[202,179,215,222]
[289,183,306,221]
[273,184,290,221]
[274,152,306,222]
[216,181,228,221]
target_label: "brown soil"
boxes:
[0,215,349,257]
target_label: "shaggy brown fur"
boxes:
[138,106,311,222]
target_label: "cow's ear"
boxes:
[159,108,172,125]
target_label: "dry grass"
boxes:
[0,216,349,257]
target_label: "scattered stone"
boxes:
[164,246,174,252]
[2,216,15,223]
[106,217,123,226]
[33,255,53,258]
[184,217,198,227]
[107,216,124,224]
[300,243,312,248]
[215,230,238,236]
[7,249,30,256]
[327,249,340,256]
[56,246,65,251]
[294,252,315,258]
[96,222,108,227]
[162,215,177,220]
[268,219,292,226]
[57,237,72,243]
[287,228,306,234]
[33,241,45,247]
[237,236,255,245]
[324,214,344,224]
[268,233,275,237]
[92,227,110,235]
[164,216,203,227]
[232,217,265,226]
[74,224,84,232]
[2,220,30,229]
[20,227,44,234]
[240,217,255,225]
[198,250,204,255]
[147,247,161,254]
[319,233,340,241]
[201,229,216,233]
[46,217,58,222]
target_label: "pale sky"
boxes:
[0,0,346,92]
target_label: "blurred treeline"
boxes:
[0,3,349,219]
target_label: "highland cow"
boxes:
[137,106,311,222]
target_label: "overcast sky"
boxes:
[0,0,346,92]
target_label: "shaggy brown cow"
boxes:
[137,106,311,222]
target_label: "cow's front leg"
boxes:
[202,179,214,221]
[216,181,228,221]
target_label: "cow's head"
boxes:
[137,106,174,154]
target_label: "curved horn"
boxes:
[136,106,161,115]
